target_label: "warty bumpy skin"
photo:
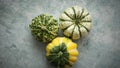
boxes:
[29,14,59,42]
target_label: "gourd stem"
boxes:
[41,26,47,30]
[57,51,63,58]
[75,19,80,25]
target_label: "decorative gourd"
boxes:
[60,6,92,40]
[46,37,79,68]
[29,14,58,42]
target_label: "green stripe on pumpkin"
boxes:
[79,8,84,19]
[77,25,82,38]
[79,24,89,32]
[64,11,74,20]
[72,7,76,19]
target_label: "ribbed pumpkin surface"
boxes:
[46,37,79,68]
[60,6,92,40]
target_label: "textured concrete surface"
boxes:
[0,0,120,68]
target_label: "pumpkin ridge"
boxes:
[79,24,89,32]
[60,18,73,22]
[81,20,92,22]
[79,8,84,19]
[71,25,76,39]
[72,7,76,19]
[77,10,81,19]
[80,13,89,20]
[64,11,74,20]
[77,25,82,38]
[62,23,74,31]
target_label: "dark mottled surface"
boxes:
[0,0,120,68]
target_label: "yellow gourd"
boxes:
[46,37,79,68]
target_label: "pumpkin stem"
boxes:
[41,26,47,30]
[75,19,80,24]
[57,51,63,58]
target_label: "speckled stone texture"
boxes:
[0,0,120,68]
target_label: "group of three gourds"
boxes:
[29,6,92,68]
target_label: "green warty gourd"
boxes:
[29,14,58,42]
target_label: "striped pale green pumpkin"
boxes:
[60,6,92,40]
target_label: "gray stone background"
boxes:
[0,0,120,68]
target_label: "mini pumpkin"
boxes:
[46,37,79,68]
[60,6,92,40]
[29,14,58,42]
